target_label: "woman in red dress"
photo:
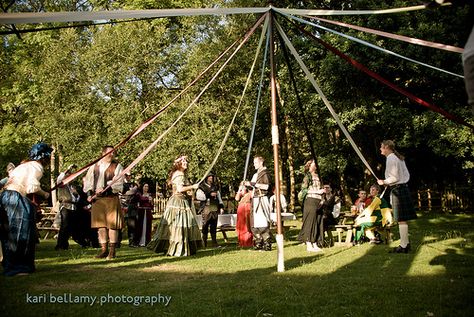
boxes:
[235,183,253,247]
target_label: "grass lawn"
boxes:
[1,212,473,317]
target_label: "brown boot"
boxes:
[106,243,116,260]
[95,243,108,259]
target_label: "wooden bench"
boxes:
[217,225,235,243]
[36,211,59,240]
[325,224,353,247]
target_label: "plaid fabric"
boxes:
[0,190,37,276]
[390,185,417,222]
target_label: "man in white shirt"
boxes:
[377,140,417,253]
[83,146,124,259]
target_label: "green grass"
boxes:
[1,212,473,317]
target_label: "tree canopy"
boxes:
[1,0,473,203]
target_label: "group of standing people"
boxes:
[121,175,153,248]
[0,139,417,276]
[297,139,416,254]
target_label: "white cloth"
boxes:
[252,196,271,228]
[5,161,43,196]
[269,194,287,213]
[83,161,124,194]
[383,153,410,185]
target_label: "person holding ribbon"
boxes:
[0,142,53,276]
[147,155,202,256]
[83,145,124,260]
[244,156,273,251]
[377,140,417,253]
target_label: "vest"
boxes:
[93,161,118,196]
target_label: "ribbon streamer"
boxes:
[314,16,463,54]
[275,19,379,179]
[0,4,444,25]
[277,10,463,78]
[286,17,474,130]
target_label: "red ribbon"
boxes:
[293,22,473,130]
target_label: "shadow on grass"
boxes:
[1,213,473,317]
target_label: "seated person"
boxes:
[321,184,339,228]
[354,184,393,244]
[351,189,369,216]
[269,187,288,214]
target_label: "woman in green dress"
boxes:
[147,156,202,256]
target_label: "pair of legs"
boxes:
[252,227,272,251]
[96,228,120,259]
[91,196,123,259]
[202,211,218,247]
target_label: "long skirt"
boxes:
[147,195,202,256]
[0,190,37,276]
[236,202,253,247]
[136,208,153,246]
[298,197,324,246]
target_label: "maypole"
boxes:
[269,7,284,272]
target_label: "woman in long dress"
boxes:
[147,156,202,256]
[0,143,52,276]
[297,159,324,252]
[137,183,153,247]
[235,183,253,247]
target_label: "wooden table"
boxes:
[194,213,296,242]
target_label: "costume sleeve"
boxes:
[111,163,124,194]
[217,191,224,207]
[82,166,95,194]
[25,162,44,194]
[383,155,399,185]
[195,188,206,201]
[173,172,186,193]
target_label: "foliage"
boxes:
[0,0,473,202]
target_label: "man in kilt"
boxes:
[377,140,417,253]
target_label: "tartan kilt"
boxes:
[390,185,417,222]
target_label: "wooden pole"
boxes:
[269,10,284,272]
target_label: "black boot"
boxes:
[254,234,263,250]
[202,233,208,248]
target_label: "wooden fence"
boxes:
[417,187,473,212]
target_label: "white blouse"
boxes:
[5,161,44,196]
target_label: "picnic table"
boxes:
[194,213,296,242]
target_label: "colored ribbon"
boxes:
[314,16,463,54]
[285,17,474,130]
[275,19,379,179]
[277,11,463,78]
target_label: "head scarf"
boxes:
[29,142,53,161]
